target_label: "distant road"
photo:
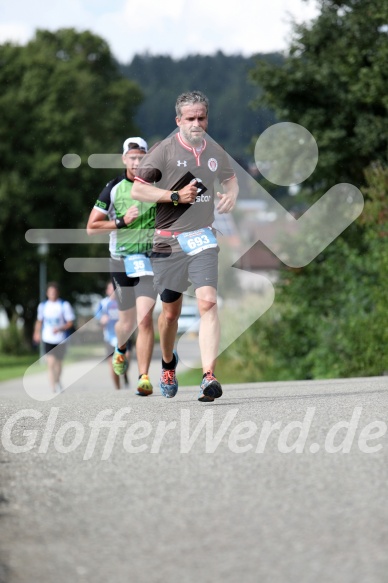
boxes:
[0,344,387,583]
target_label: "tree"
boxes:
[219,0,388,380]
[250,0,388,190]
[0,29,143,341]
[219,170,388,381]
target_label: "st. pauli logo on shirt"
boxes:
[207,157,218,172]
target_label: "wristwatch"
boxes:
[170,191,180,206]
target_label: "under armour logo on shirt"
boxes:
[177,160,187,167]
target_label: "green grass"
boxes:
[66,343,104,360]
[0,353,44,382]
[178,367,202,386]
[0,344,104,383]
[177,355,245,386]
[0,344,249,385]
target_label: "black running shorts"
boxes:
[110,258,157,311]
[43,342,67,360]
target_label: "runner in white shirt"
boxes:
[33,281,75,393]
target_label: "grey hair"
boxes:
[175,91,209,118]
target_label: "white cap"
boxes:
[122,137,148,154]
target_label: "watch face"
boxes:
[171,192,179,202]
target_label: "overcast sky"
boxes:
[0,0,319,63]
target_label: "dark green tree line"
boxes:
[0,28,143,341]
[121,51,283,163]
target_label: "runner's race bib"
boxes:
[176,228,217,256]
[124,254,154,277]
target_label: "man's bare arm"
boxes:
[216,176,239,214]
[132,180,198,204]
[86,207,139,236]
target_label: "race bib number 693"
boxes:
[176,228,217,256]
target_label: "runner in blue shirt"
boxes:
[95,281,132,390]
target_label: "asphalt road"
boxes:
[0,339,387,583]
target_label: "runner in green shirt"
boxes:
[87,137,157,396]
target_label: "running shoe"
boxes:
[55,382,63,394]
[112,348,128,376]
[197,371,223,402]
[136,374,153,396]
[159,351,178,398]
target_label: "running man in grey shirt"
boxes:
[132,90,239,402]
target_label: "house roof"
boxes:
[235,241,282,271]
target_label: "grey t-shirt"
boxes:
[135,132,235,242]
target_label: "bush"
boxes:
[0,318,31,355]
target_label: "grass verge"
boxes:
[0,354,43,382]
[0,344,104,383]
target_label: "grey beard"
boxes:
[188,135,203,147]
[181,129,204,147]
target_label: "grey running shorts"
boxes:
[151,247,219,300]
